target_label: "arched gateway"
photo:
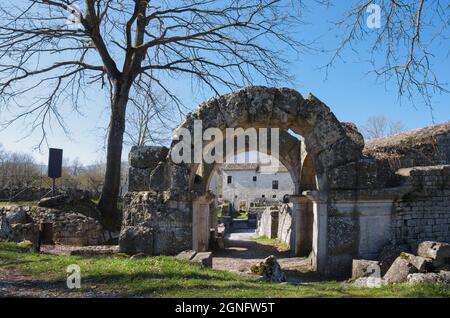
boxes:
[121,86,397,277]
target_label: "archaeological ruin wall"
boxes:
[121,86,450,278]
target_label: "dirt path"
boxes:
[0,268,120,298]
[212,229,314,282]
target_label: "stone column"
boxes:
[308,193,327,274]
[192,194,214,252]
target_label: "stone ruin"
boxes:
[0,193,107,248]
[120,85,450,277]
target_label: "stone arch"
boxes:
[193,129,302,195]
[125,86,365,276]
[160,86,363,268]
[169,86,363,195]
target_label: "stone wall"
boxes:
[256,206,278,239]
[364,122,450,185]
[392,165,450,249]
[127,146,169,192]
[0,204,105,246]
[120,191,192,255]
[277,204,292,247]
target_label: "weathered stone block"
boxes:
[128,167,151,192]
[384,254,420,284]
[176,250,197,261]
[407,273,450,286]
[119,226,153,255]
[352,259,380,279]
[417,241,450,262]
[11,223,39,247]
[128,146,169,169]
[5,208,28,224]
[192,252,213,268]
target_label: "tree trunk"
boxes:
[98,83,129,226]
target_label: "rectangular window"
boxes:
[272,194,277,198]
[253,176,257,182]
[272,180,279,189]
[227,176,232,184]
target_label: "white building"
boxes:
[209,159,294,211]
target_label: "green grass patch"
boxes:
[0,201,38,207]
[1,241,449,298]
[235,213,248,220]
[252,235,290,252]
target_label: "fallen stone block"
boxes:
[176,250,197,261]
[417,241,450,268]
[352,259,381,279]
[192,252,213,268]
[383,254,420,284]
[250,255,286,283]
[378,243,411,275]
[407,273,450,286]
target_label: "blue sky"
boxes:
[0,1,449,165]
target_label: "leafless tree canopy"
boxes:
[0,0,304,217]
[323,0,449,109]
[360,115,406,140]
[0,0,303,146]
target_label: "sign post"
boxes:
[47,148,63,196]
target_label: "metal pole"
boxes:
[52,178,56,196]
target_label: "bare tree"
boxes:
[0,1,304,221]
[124,90,172,147]
[323,0,449,110]
[361,115,405,140]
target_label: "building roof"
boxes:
[222,163,289,173]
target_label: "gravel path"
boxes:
[212,229,311,281]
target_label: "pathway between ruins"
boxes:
[212,228,313,282]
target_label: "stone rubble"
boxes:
[251,255,286,283]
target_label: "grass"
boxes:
[235,212,248,220]
[0,200,38,207]
[1,241,449,298]
[252,235,290,252]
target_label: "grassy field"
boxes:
[252,235,290,252]
[1,242,450,298]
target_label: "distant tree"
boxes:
[360,115,406,140]
[124,92,172,147]
[0,1,303,221]
[322,0,448,110]
[0,150,40,188]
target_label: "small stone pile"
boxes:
[251,255,286,283]
[352,241,450,287]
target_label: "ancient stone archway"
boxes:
[121,86,367,277]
